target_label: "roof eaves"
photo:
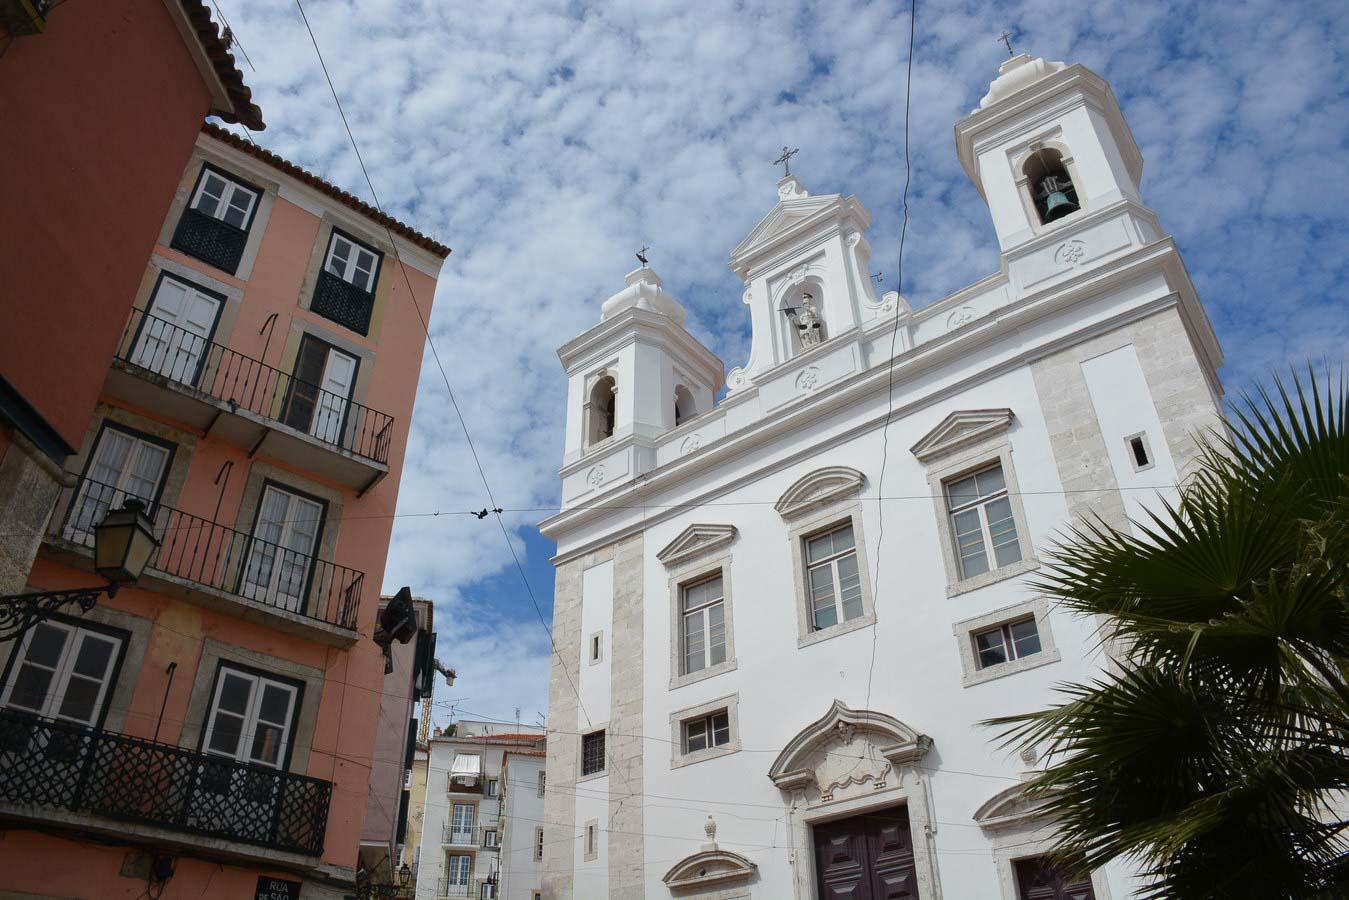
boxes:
[201,123,451,258]
[179,0,264,130]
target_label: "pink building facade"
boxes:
[0,124,447,898]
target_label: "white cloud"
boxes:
[215,0,1349,723]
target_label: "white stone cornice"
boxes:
[767,700,932,792]
[661,848,758,889]
[556,306,723,384]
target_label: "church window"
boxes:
[1125,431,1154,472]
[804,523,863,631]
[669,693,740,767]
[580,729,605,777]
[586,375,616,445]
[973,617,1041,669]
[680,575,726,674]
[1023,148,1079,225]
[683,709,730,753]
[952,598,1061,687]
[944,464,1021,579]
[673,385,696,427]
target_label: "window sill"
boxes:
[946,558,1040,598]
[576,769,608,785]
[670,743,740,770]
[797,612,876,649]
[668,658,737,692]
[960,647,1062,688]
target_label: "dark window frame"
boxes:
[196,658,307,773]
[281,332,361,445]
[0,611,132,733]
[580,729,606,777]
[70,420,178,521]
[237,478,331,615]
[186,162,263,234]
[321,227,384,292]
[128,270,229,388]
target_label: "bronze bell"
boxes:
[1038,174,1078,222]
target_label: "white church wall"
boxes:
[578,560,613,735]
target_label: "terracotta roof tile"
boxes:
[180,0,264,130]
[202,123,451,258]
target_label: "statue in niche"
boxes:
[795,292,823,348]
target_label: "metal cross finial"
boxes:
[999,30,1015,56]
[636,245,650,267]
[774,146,800,177]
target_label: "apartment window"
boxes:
[533,893,542,900]
[241,482,325,614]
[171,165,260,274]
[282,335,359,448]
[683,709,730,754]
[324,232,380,293]
[66,423,172,545]
[201,665,300,769]
[581,729,605,777]
[974,617,1041,669]
[533,826,544,861]
[537,771,546,797]
[450,802,475,843]
[312,230,381,335]
[132,274,224,386]
[0,619,125,726]
[446,854,471,888]
[804,523,863,631]
[485,777,498,797]
[953,599,1061,688]
[479,883,496,900]
[483,828,498,848]
[945,464,1021,579]
[681,574,726,674]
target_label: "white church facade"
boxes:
[538,53,1225,900]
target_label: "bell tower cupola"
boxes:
[557,264,723,505]
[725,172,890,393]
[955,53,1152,257]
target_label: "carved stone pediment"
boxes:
[909,408,1014,463]
[767,700,932,798]
[662,848,758,890]
[731,193,841,260]
[656,524,738,568]
[774,467,866,521]
[972,782,1053,831]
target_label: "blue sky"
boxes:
[211,0,1348,727]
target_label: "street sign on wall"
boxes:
[255,876,302,900]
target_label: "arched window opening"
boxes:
[781,284,824,358]
[673,385,697,427]
[587,375,616,445]
[1023,149,1079,224]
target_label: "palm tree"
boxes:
[988,368,1348,899]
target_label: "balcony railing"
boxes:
[311,270,375,336]
[441,823,498,848]
[436,880,470,898]
[0,708,332,856]
[56,477,363,631]
[118,307,395,466]
[170,207,249,274]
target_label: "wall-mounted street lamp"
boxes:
[0,498,158,642]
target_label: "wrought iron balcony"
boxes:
[170,207,250,275]
[311,270,375,336]
[441,823,498,848]
[0,707,332,856]
[52,476,363,635]
[436,880,470,898]
[110,308,395,489]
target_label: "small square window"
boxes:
[485,777,498,797]
[683,710,731,754]
[972,617,1041,670]
[581,730,605,777]
[537,771,546,797]
[533,826,544,860]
